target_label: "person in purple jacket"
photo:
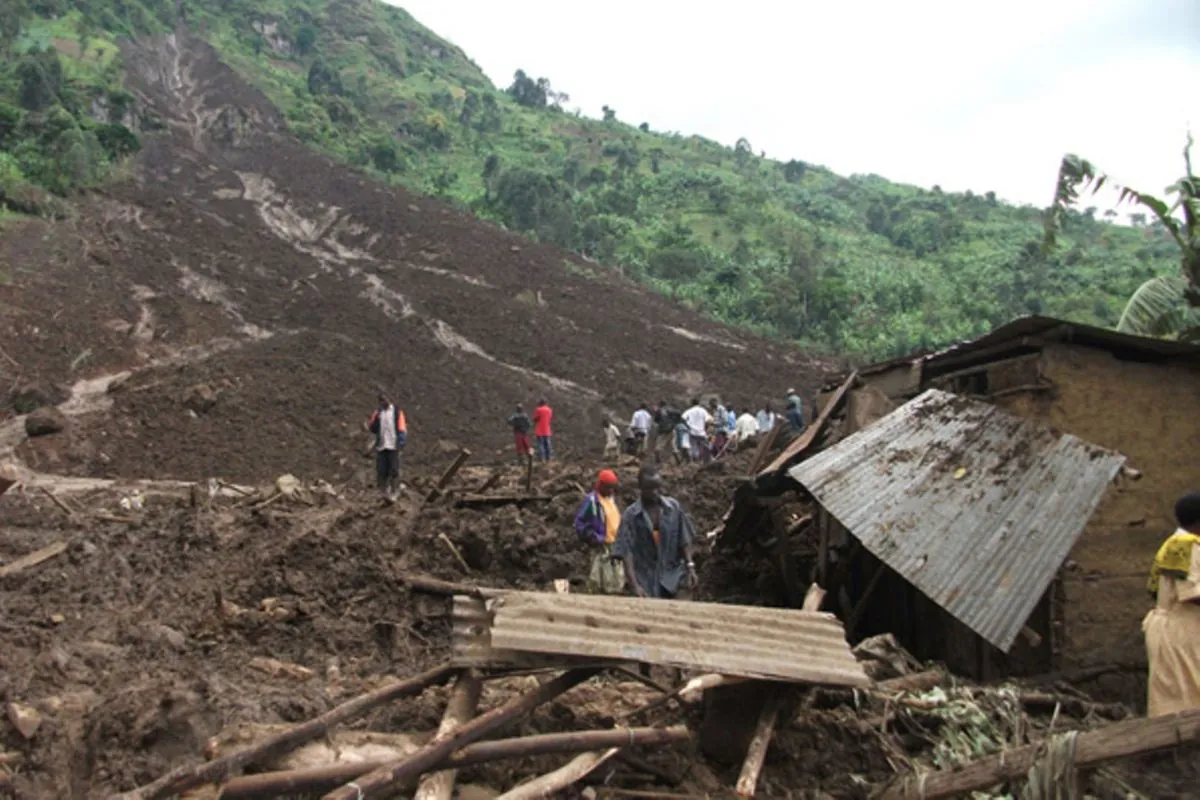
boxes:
[573,469,625,594]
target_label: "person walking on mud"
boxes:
[507,404,534,465]
[364,393,407,501]
[613,465,698,600]
[532,398,554,462]
[574,469,626,595]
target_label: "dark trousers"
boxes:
[376,449,400,490]
[536,435,552,462]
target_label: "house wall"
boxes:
[993,343,1200,671]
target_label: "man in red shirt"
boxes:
[531,397,554,462]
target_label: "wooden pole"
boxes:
[398,573,500,599]
[735,692,781,797]
[111,664,454,800]
[414,671,483,800]
[879,707,1200,800]
[217,726,690,799]
[427,449,471,502]
[497,749,620,800]
[322,668,600,800]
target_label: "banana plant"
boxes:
[1043,135,1199,340]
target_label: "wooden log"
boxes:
[879,707,1200,800]
[397,573,501,599]
[801,583,826,612]
[427,449,471,502]
[322,668,600,800]
[112,664,454,800]
[679,674,747,704]
[0,541,69,578]
[437,533,473,575]
[217,726,690,798]
[40,486,77,517]
[454,493,551,507]
[497,749,620,800]
[414,671,482,800]
[735,691,781,797]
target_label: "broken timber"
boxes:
[323,668,600,800]
[218,726,689,799]
[880,707,1200,800]
[760,370,857,475]
[736,691,782,798]
[414,671,482,800]
[0,541,69,579]
[454,493,551,507]
[112,664,455,800]
[426,449,471,502]
[497,749,620,800]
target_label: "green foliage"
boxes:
[1045,136,1199,341]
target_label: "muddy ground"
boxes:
[0,446,902,799]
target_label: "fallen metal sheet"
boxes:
[789,388,1125,652]
[482,592,869,687]
[451,595,615,670]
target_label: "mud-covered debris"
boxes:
[10,382,68,414]
[24,407,67,437]
[182,383,219,414]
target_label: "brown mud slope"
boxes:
[0,32,834,484]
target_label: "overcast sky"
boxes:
[392,0,1199,210]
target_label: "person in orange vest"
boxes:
[365,393,407,501]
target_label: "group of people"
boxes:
[364,388,808,500]
[611,388,808,464]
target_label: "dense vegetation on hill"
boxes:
[0,0,1182,359]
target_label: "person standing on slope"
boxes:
[613,465,697,599]
[603,418,622,458]
[364,393,407,501]
[507,404,534,465]
[733,407,759,447]
[682,398,712,464]
[756,402,777,435]
[629,403,653,455]
[532,397,554,462]
[574,469,626,595]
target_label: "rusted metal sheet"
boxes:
[481,592,868,687]
[789,388,1125,653]
[451,595,611,670]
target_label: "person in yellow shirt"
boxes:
[574,469,626,594]
[1144,491,1200,716]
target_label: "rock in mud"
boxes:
[10,382,68,414]
[182,383,219,414]
[25,407,67,437]
[7,703,42,740]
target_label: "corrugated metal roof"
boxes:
[479,591,868,687]
[451,595,614,670]
[834,315,1200,388]
[789,388,1126,653]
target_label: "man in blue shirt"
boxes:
[613,465,698,599]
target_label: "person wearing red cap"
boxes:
[574,469,626,594]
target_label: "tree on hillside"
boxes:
[16,47,63,111]
[602,105,616,122]
[1044,136,1199,340]
[783,159,807,183]
[307,57,342,96]
[507,70,556,109]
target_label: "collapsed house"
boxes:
[721,315,1200,680]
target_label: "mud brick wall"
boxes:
[997,343,1200,671]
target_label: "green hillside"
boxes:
[0,0,1181,359]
